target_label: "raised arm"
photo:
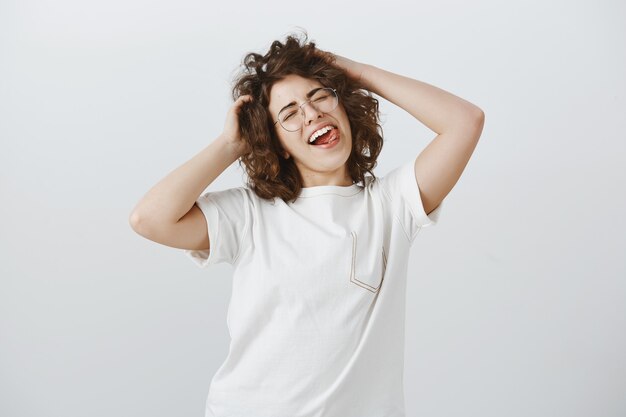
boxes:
[321,52,484,215]
[129,95,253,250]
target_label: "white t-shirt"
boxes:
[185,156,444,417]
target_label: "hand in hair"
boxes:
[316,49,370,86]
[220,94,254,157]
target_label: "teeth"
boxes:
[308,125,335,143]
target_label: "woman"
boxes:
[130,31,484,417]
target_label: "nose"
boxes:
[302,101,324,126]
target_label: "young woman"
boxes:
[130,31,484,417]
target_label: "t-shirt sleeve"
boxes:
[379,157,444,242]
[183,186,251,268]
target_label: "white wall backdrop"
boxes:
[1,0,624,416]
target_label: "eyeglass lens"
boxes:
[278,88,338,132]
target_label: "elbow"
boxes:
[471,106,485,123]
[467,106,484,132]
[456,106,484,133]
[475,109,485,131]
[129,210,144,233]
[129,211,155,239]
[455,108,484,143]
[472,109,485,141]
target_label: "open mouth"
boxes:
[309,126,339,146]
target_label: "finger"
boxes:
[235,96,252,107]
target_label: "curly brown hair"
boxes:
[232,30,384,204]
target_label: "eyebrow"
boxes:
[277,87,324,115]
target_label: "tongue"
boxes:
[313,129,335,145]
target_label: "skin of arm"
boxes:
[130,93,252,233]
[323,52,485,215]
[129,136,242,229]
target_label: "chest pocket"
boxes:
[349,230,387,293]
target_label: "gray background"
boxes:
[2,0,625,416]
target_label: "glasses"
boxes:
[273,87,339,132]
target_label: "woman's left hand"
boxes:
[316,50,370,86]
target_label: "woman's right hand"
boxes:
[220,94,254,156]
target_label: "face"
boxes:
[268,74,353,187]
